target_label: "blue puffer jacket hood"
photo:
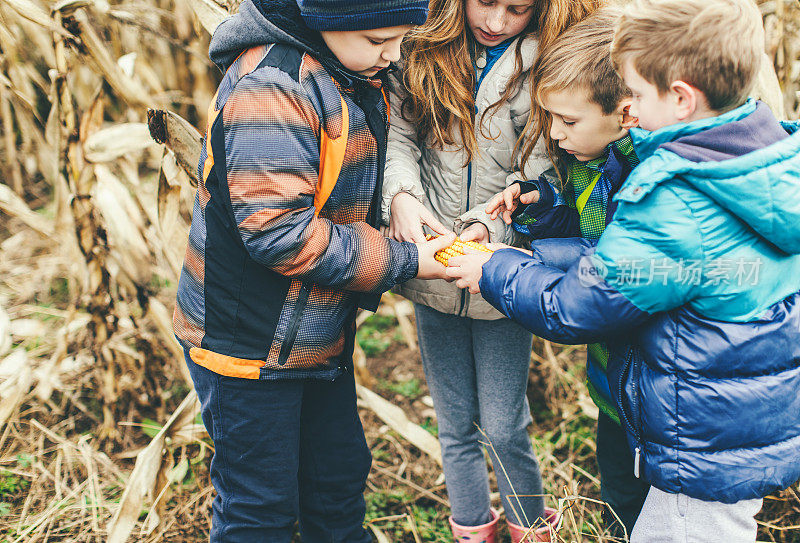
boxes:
[479,101,800,504]
[620,100,800,256]
[607,100,800,322]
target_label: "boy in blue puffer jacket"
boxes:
[447,0,800,541]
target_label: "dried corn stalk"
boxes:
[147,108,203,185]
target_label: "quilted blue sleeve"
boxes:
[530,237,595,271]
[479,248,651,344]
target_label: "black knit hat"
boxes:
[296,0,428,31]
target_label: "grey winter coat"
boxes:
[382,36,550,319]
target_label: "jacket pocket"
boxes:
[265,282,356,371]
[276,280,311,366]
[616,345,644,477]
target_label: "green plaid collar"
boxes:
[577,134,638,172]
[564,133,639,242]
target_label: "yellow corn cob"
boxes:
[426,235,493,266]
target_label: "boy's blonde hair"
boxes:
[520,8,629,170]
[610,0,765,112]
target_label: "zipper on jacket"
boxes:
[466,163,472,211]
[466,50,483,215]
[616,347,644,478]
[466,39,513,212]
[457,43,513,316]
[467,69,481,213]
[367,94,389,228]
[277,281,311,366]
[459,162,471,316]
[457,58,482,317]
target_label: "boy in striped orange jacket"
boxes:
[173,0,452,540]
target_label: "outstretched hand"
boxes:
[415,233,457,280]
[389,192,453,243]
[459,222,490,244]
[485,184,540,225]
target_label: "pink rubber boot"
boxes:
[448,508,500,543]
[507,507,561,543]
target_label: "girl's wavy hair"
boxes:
[400,0,604,166]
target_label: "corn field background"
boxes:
[0,0,798,541]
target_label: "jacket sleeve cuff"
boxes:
[389,238,419,284]
[511,177,556,224]
[381,185,426,225]
[455,203,507,243]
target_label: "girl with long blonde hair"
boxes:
[381,0,602,541]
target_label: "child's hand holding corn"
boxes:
[444,244,494,294]
[445,241,534,293]
[389,192,452,243]
[459,222,490,245]
[416,233,458,280]
[424,234,532,289]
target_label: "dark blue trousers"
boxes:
[596,411,649,537]
[186,353,373,542]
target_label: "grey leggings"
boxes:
[415,304,545,527]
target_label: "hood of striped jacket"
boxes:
[209,0,389,90]
[210,0,322,72]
